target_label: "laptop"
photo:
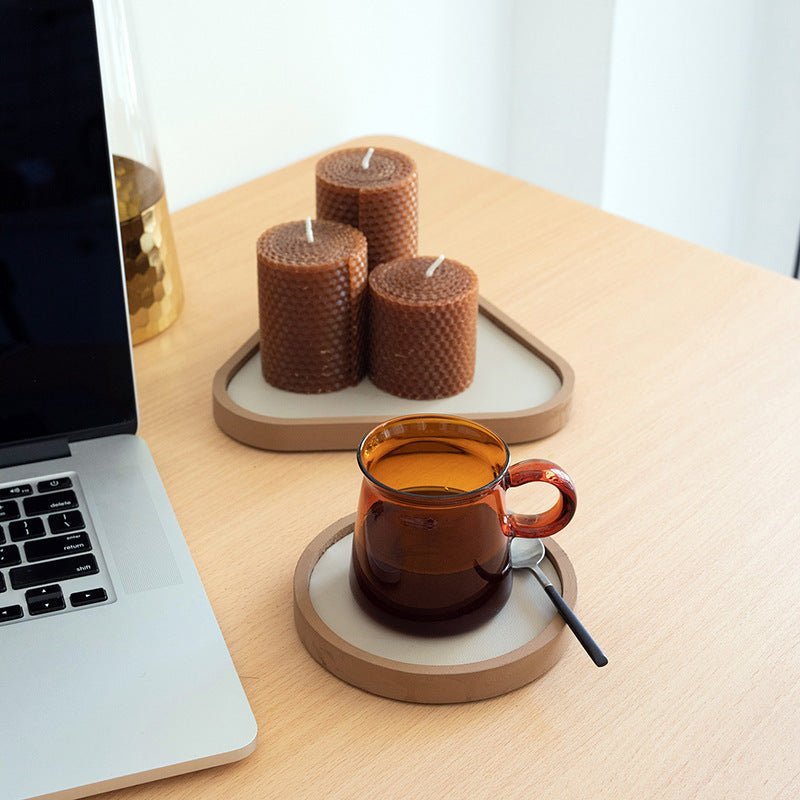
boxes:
[0,2,257,798]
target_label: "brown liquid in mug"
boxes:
[351,435,513,635]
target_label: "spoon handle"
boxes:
[532,566,608,667]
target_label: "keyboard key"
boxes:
[25,532,91,563]
[9,517,46,542]
[0,500,20,522]
[0,484,33,500]
[0,544,21,567]
[37,477,73,494]
[0,572,5,592]
[48,510,85,534]
[10,553,98,590]
[23,490,78,517]
[70,587,107,607]
[25,585,65,615]
[0,605,23,622]
[0,524,4,544]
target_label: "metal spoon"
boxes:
[510,537,608,667]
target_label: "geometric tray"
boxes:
[293,514,577,704]
[213,297,574,452]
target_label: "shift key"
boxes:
[23,491,78,516]
[10,553,98,590]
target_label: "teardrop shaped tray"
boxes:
[213,297,573,451]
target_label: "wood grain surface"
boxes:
[101,136,800,800]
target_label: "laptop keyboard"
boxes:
[0,473,115,625]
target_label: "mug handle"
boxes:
[503,459,577,538]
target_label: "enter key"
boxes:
[25,532,92,563]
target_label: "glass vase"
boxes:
[95,0,184,345]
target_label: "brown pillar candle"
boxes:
[316,147,418,270]
[257,218,368,393]
[368,255,479,400]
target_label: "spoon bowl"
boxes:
[510,536,547,570]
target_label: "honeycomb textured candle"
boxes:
[316,148,418,270]
[369,257,478,400]
[257,220,368,393]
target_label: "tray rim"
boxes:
[213,296,574,452]
[293,513,578,704]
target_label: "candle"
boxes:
[316,147,418,270]
[257,219,368,393]
[368,255,479,399]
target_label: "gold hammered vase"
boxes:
[96,0,184,344]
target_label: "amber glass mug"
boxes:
[350,414,577,635]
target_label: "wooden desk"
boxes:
[113,137,800,799]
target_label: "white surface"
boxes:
[603,0,756,259]
[227,314,562,419]
[125,0,800,274]
[309,532,561,666]
[508,0,616,207]
[602,0,800,275]
[728,0,800,275]
[127,0,513,211]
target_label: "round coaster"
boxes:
[293,514,577,703]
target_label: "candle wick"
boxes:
[305,217,314,243]
[361,147,375,170]
[425,255,445,277]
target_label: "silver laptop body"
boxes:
[0,3,257,798]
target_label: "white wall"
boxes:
[128,0,513,211]
[508,0,616,207]
[126,0,800,276]
[603,0,758,256]
[600,0,800,275]
[731,0,800,274]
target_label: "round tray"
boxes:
[293,514,577,704]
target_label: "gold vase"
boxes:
[114,156,183,344]
[96,0,184,345]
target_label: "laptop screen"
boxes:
[0,0,137,449]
